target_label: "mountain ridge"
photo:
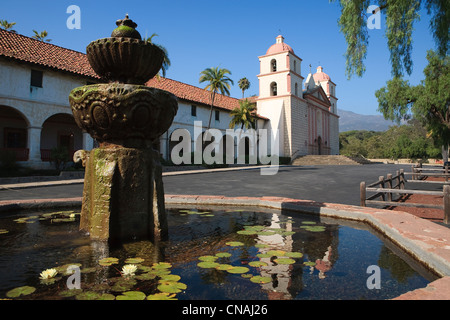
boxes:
[338,109,397,132]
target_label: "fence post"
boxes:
[444,185,450,225]
[379,176,385,201]
[386,173,392,202]
[445,165,448,183]
[411,165,416,180]
[400,169,405,189]
[360,181,366,207]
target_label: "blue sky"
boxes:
[1,0,436,115]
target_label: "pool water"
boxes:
[0,207,437,300]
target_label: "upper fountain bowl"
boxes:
[86,15,164,85]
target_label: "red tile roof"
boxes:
[147,77,242,112]
[0,29,266,119]
[0,28,98,79]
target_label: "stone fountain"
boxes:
[69,15,178,243]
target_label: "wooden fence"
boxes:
[360,167,450,224]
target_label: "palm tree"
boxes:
[0,20,16,33]
[229,99,256,130]
[238,77,250,99]
[144,33,171,78]
[199,67,234,131]
[32,30,52,42]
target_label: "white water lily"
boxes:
[121,264,138,277]
[39,268,58,280]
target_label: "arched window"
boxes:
[271,59,277,72]
[270,82,277,96]
[293,60,297,73]
[295,83,298,96]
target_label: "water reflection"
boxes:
[0,207,437,300]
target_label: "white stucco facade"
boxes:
[256,36,339,158]
[0,59,94,168]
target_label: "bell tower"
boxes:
[256,35,305,157]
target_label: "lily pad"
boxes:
[59,289,82,298]
[159,274,181,282]
[198,255,218,262]
[237,230,257,235]
[197,261,220,269]
[227,266,249,274]
[116,291,146,300]
[147,292,178,300]
[254,244,269,249]
[125,257,145,264]
[285,252,303,258]
[97,293,116,300]
[152,262,172,269]
[75,291,101,300]
[98,257,119,266]
[281,231,296,236]
[304,261,316,266]
[216,264,234,271]
[267,250,286,256]
[274,258,296,265]
[304,226,326,232]
[215,252,232,258]
[302,221,317,225]
[0,229,9,235]
[250,276,272,284]
[158,281,187,294]
[256,253,272,259]
[6,286,36,298]
[135,272,157,281]
[111,278,137,292]
[226,241,244,247]
[248,261,268,267]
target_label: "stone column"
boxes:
[27,126,42,164]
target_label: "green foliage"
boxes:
[50,146,69,170]
[199,66,234,129]
[229,99,256,130]
[376,50,449,158]
[339,120,441,159]
[331,0,449,79]
[238,77,251,98]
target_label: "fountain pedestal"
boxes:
[69,16,177,243]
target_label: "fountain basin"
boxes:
[1,195,449,299]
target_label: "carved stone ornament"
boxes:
[70,83,177,145]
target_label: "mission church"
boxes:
[0,29,339,168]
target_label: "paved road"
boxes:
[0,164,415,206]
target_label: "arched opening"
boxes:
[40,113,82,162]
[0,105,29,161]
[271,59,277,72]
[295,83,298,96]
[270,82,278,96]
[220,134,235,164]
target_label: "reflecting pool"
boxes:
[0,206,438,300]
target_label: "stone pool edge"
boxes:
[1,195,449,300]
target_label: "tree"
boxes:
[144,33,171,77]
[331,0,449,79]
[229,99,256,130]
[0,20,16,33]
[376,50,449,161]
[32,30,52,42]
[238,77,250,98]
[199,67,234,131]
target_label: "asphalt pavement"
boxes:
[0,164,414,206]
